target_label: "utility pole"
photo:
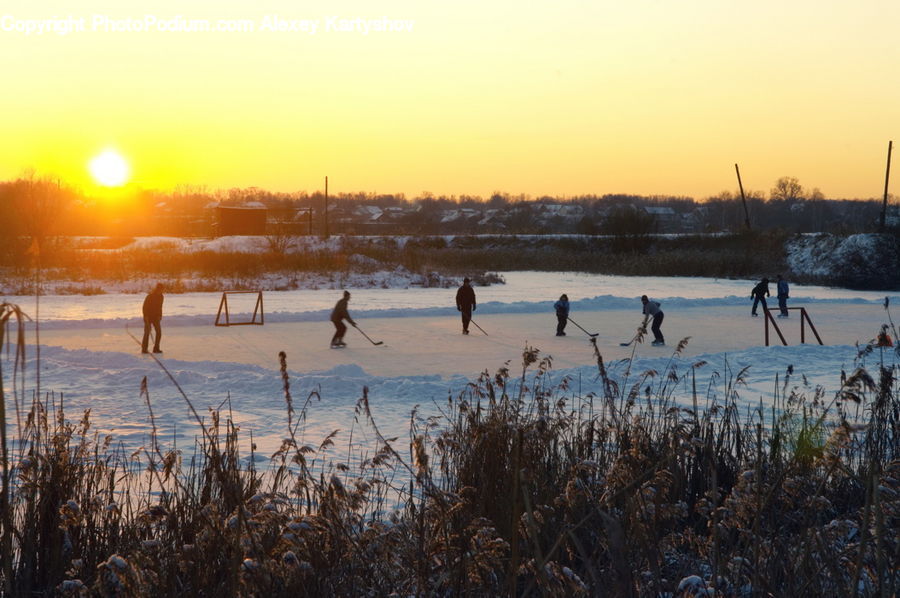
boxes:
[324,175,329,238]
[734,163,751,230]
[880,141,893,232]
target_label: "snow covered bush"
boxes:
[787,233,900,289]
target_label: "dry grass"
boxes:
[0,232,794,294]
[1,300,898,596]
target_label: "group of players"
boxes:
[138,279,667,353]
[325,279,666,348]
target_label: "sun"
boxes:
[88,149,131,187]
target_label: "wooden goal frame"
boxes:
[763,307,822,346]
[215,291,264,326]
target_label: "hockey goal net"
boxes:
[215,291,264,326]
[764,307,822,346]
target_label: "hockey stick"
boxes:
[127,321,162,353]
[353,324,384,346]
[469,319,489,336]
[621,315,652,346]
[567,317,598,337]
[619,330,646,347]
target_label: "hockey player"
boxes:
[330,291,356,347]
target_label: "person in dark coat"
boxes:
[751,277,770,317]
[330,291,356,347]
[455,278,476,335]
[641,295,665,345]
[776,274,790,318]
[141,283,164,353]
[554,294,569,336]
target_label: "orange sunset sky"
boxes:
[1,0,898,199]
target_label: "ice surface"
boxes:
[3,272,898,472]
[5,271,894,327]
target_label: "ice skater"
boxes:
[776,274,790,317]
[641,295,665,346]
[455,277,476,334]
[751,277,770,317]
[141,283,164,354]
[554,294,569,336]
[330,290,356,348]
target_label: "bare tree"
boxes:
[264,222,299,256]
[770,177,805,201]
[8,172,67,250]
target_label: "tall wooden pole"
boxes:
[324,175,329,238]
[735,163,751,230]
[880,140,893,232]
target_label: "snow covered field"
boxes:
[3,272,899,469]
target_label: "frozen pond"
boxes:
[2,272,898,480]
[4,272,895,324]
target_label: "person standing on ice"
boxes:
[554,294,570,336]
[141,283,164,354]
[750,277,770,317]
[455,277,476,335]
[776,274,790,318]
[641,295,665,346]
[330,290,356,348]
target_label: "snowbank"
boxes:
[15,323,896,465]
[787,233,900,289]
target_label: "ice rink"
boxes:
[36,302,892,378]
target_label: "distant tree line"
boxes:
[0,175,897,250]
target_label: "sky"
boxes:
[1,0,898,200]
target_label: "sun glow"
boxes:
[88,149,131,187]
[1,2,898,199]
